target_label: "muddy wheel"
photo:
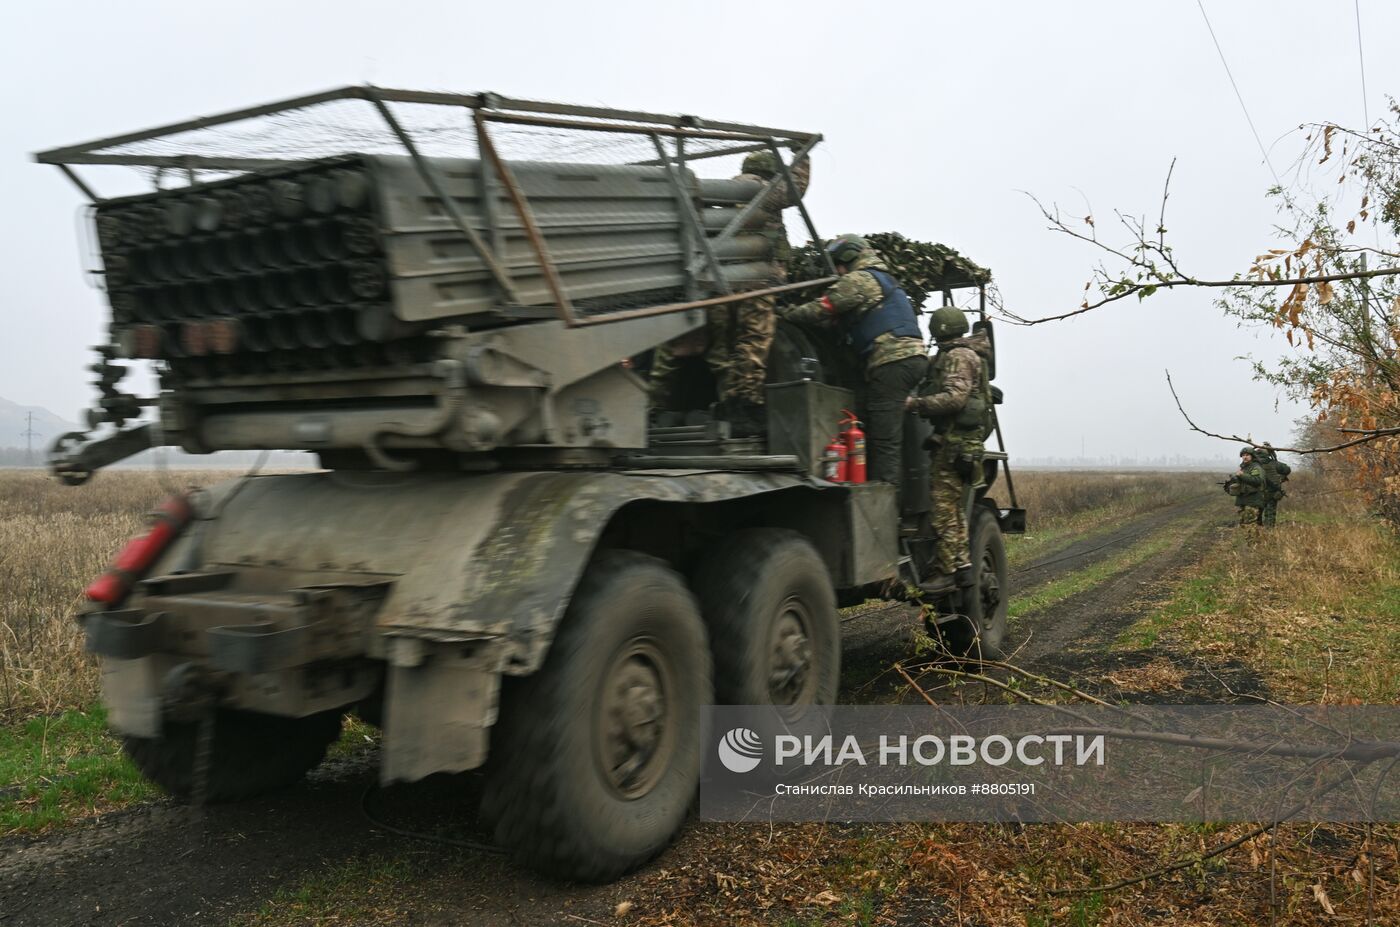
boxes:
[122,708,343,802]
[484,551,710,883]
[695,529,840,706]
[929,507,1008,661]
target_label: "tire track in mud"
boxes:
[838,492,1220,700]
[0,492,1230,927]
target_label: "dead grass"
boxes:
[0,469,237,722]
[1008,470,1209,564]
[1125,472,1400,703]
[1012,470,1208,528]
[235,819,1398,927]
[1099,659,1187,693]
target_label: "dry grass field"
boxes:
[0,469,237,722]
[1006,469,1208,564]
[1121,475,1400,703]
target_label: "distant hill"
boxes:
[0,396,80,449]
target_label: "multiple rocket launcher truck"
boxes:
[38,87,1023,880]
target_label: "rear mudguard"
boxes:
[164,467,817,674]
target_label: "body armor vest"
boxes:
[924,345,993,440]
[846,268,921,356]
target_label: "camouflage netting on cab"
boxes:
[786,233,991,309]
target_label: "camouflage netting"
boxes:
[785,233,991,309]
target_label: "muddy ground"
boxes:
[0,491,1242,927]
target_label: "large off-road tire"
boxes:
[483,551,711,883]
[122,708,343,802]
[694,529,840,706]
[930,506,1008,661]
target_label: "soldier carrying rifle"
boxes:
[1225,447,1266,534]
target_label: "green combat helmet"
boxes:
[928,305,970,341]
[1240,447,1255,458]
[741,150,779,178]
[825,234,870,267]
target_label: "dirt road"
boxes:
[0,491,1235,927]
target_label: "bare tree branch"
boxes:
[1006,158,1400,327]
[1165,370,1400,453]
[1003,263,1400,327]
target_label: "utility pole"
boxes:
[21,411,38,466]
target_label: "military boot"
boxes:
[918,562,973,598]
[722,399,766,439]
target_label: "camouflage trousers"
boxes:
[930,441,982,575]
[1237,505,1262,528]
[650,294,775,408]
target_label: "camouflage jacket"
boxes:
[1234,461,1265,507]
[909,331,991,427]
[733,155,810,285]
[780,252,926,373]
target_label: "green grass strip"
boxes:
[1116,561,1229,650]
[0,705,158,834]
[1008,517,1197,621]
[236,855,416,926]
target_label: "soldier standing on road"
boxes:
[779,234,927,486]
[1234,448,1266,534]
[904,307,993,592]
[1253,443,1291,527]
[651,150,811,436]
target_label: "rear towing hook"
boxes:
[161,662,230,818]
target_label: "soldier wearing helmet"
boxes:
[650,147,811,436]
[1251,443,1290,527]
[905,305,994,592]
[1234,447,1266,532]
[779,234,928,486]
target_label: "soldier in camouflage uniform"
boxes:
[779,235,927,486]
[651,150,811,436]
[905,307,993,591]
[1253,444,1291,527]
[1233,448,1266,533]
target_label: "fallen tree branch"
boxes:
[1048,762,1369,896]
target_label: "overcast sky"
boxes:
[2,0,1394,462]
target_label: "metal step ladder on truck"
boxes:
[38,87,1025,881]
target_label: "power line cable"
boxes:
[1195,0,1281,185]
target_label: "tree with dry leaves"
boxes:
[1020,104,1400,524]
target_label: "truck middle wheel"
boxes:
[694,528,841,706]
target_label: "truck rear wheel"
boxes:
[695,529,840,706]
[122,708,343,802]
[928,507,1008,661]
[484,551,710,883]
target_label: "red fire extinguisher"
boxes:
[84,494,194,607]
[822,434,849,482]
[840,411,867,484]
